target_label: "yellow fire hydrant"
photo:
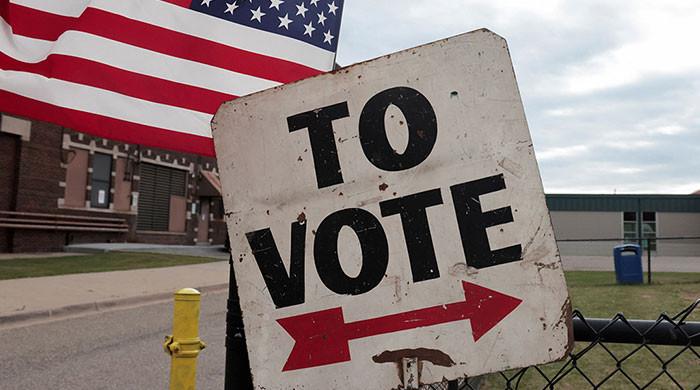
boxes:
[163,288,207,390]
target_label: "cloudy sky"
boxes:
[335,1,700,194]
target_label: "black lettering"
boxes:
[380,189,443,282]
[450,174,522,269]
[245,222,306,308]
[359,87,437,171]
[314,208,389,295]
[287,102,350,189]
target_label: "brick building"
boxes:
[0,113,226,253]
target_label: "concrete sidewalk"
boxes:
[1,245,696,329]
[0,259,229,328]
[66,243,230,260]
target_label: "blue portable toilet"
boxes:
[613,244,643,284]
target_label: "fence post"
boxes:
[402,357,419,389]
[647,239,652,284]
[164,288,206,390]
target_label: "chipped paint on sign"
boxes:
[212,29,572,389]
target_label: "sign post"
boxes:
[213,29,572,389]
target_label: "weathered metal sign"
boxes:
[213,29,572,389]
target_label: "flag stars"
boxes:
[296,2,308,18]
[250,6,265,22]
[269,0,284,10]
[224,1,238,14]
[328,1,338,15]
[196,0,338,47]
[278,13,292,29]
[323,29,334,44]
[303,21,315,37]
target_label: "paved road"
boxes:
[0,291,229,390]
[2,255,696,390]
[561,255,699,273]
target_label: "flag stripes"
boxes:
[0,90,215,155]
[0,0,341,155]
[0,27,279,97]
[0,53,237,114]
[1,70,212,136]
[6,3,321,84]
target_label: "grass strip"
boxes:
[483,271,700,389]
[0,252,222,280]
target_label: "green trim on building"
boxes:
[545,194,700,212]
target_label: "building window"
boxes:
[137,163,187,232]
[622,211,656,251]
[623,212,637,243]
[90,153,112,209]
[642,212,657,251]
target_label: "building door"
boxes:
[137,163,187,232]
[0,133,19,209]
[0,133,20,252]
[197,198,210,244]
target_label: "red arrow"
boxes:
[277,281,522,371]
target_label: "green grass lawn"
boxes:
[0,252,223,280]
[566,271,700,319]
[482,271,700,389]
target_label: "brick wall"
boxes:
[14,121,64,213]
[3,122,128,252]
[1,117,225,252]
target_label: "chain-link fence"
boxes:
[421,300,700,390]
[223,246,700,390]
[556,236,700,284]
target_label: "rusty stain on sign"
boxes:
[373,348,456,367]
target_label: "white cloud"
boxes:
[609,167,643,175]
[560,2,700,94]
[665,183,700,194]
[650,125,687,135]
[536,145,588,160]
[543,108,578,117]
[336,1,700,194]
[604,140,655,149]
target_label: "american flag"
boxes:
[0,0,344,156]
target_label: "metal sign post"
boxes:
[214,29,573,389]
[224,255,254,390]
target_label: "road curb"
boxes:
[0,283,229,328]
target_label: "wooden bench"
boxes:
[0,211,128,233]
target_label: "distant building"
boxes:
[547,194,700,256]
[3,112,698,256]
[0,114,226,253]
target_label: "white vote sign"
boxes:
[213,29,572,389]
